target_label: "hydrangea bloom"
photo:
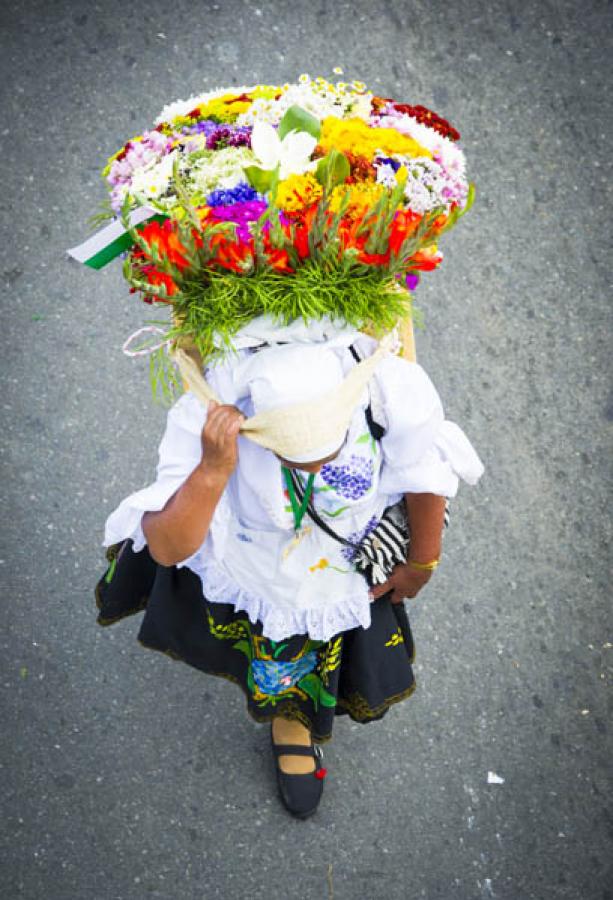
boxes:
[320,455,375,500]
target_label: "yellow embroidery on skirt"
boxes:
[385,628,404,647]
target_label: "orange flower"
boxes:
[357,250,390,266]
[388,209,423,255]
[208,232,253,273]
[281,203,319,260]
[408,246,443,271]
[266,247,295,274]
[139,220,191,270]
[338,214,369,253]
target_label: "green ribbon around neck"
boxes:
[282,467,315,533]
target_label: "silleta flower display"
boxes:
[67,72,475,400]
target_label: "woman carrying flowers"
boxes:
[73,73,483,818]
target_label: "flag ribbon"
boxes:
[66,205,168,270]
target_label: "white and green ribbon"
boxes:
[66,205,167,270]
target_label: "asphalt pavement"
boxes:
[1,1,611,898]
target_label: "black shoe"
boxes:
[270,723,327,819]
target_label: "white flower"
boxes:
[374,161,398,189]
[378,113,467,177]
[250,119,318,180]
[236,82,370,128]
[189,146,256,196]
[130,149,178,199]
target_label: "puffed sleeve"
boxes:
[374,355,484,498]
[102,391,207,551]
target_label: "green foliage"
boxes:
[297,673,323,709]
[232,639,253,661]
[243,164,277,194]
[315,149,350,192]
[171,264,412,364]
[278,105,321,141]
[148,341,182,407]
[318,685,337,708]
[87,197,117,231]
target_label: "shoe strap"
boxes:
[271,742,317,759]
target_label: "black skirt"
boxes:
[94,539,417,743]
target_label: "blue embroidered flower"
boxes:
[251,651,319,696]
[341,515,379,563]
[320,455,374,500]
[235,532,252,543]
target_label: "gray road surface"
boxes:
[1,1,611,898]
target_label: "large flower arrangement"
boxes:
[71,72,474,399]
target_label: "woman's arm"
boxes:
[404,491,447,564]
[142,402,244,566]
[370,492,447,603]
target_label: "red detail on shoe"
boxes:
[315,767,327,780]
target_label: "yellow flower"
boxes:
[197,94,252,123]
[318,117,433,161]
[329,181,386,215]
[395,165,408,185]
[275,173,323,212]
[309,558,330,573]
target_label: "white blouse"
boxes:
[103,335,484,641]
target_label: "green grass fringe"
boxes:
[171,264,412,362]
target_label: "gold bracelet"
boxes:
[407,557,440,572]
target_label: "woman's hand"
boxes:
[369,563,434,604]
[200,401,244,478]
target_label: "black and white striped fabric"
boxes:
[352,500,409,586]
[352,499,450,586]
[289,468,451,588]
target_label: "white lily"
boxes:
[250,119,319,180]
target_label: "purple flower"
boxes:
[181,120,252,150]
[341,515,379,563]
[374,155,401,172]
[206,182,263,207]
[206,125,252,150]
[209,200,268,242]
[320,455,374,500]
[183,119,219,138]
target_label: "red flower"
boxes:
[357,250,390,266]
[388,209,423,255]
[408,247,443,271]
[139,219,192,271]
[225,92,252,104]
[266,247,295,274]
[208,232,253,273]
[283,203,319,260]
[392,103,460,142]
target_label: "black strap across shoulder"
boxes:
[348,344,386,441]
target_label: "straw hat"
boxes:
[171,331,397,462]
